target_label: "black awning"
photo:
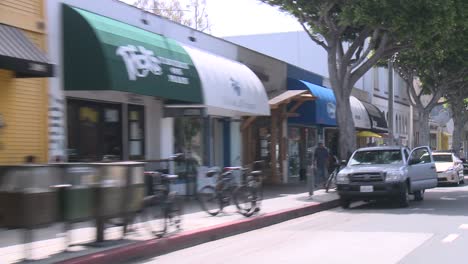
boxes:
[361,101,388,133]
[0,24,54,77]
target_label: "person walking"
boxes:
[314,142,329,187]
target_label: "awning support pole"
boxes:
[289,100,305,113]
[241,116,257,131]
[271,109,279,183]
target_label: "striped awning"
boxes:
[0,24,54,77]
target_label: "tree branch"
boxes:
[350,29,382,70]
[299,20,329,50]
[342,28,372,66]
[425,88,443,110]
[321,1,338,33]
[416,86,424,101]
[405,76,420,108]
[349,32,390,85]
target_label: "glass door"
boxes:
[288,127,301,180]
[78,105,99,161]
[128,105,145,160]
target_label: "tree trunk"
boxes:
[417,109,431,147]
[335,90,356,160]
[450,101,466,156]
[327,45,357,160]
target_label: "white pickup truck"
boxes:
[336,146,438,208]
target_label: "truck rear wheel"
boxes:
[414,189,424,201]
[398,183,410,208]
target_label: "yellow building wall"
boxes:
[441,133,449,151]
[0,0,48,164]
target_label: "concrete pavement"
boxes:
[139,182,468,264]
[0,184,339,263]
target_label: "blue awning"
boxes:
[287,78,337,126]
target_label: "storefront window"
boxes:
[128,105,145,160]
[67,99,122,162]
[174,117,203,165]
[258,127,270,160]
[288,127,301,179]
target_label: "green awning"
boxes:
[62,4,202,103]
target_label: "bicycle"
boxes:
[325,165,342,193]
[197,167,256,217]
[232,160,265,216]
[139,171,183,238]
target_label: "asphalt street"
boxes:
[137,180,468,264]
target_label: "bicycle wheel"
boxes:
[252,183,263,212]
[166,192,183,232]
[141,196,167,237]
[233,185,256,217]
[325,169,337,193]
[197,185,222,216]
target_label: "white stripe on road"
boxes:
[440,197,457,200]
[459,224,468,230]
[442,234,459,243]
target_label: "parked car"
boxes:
[336,146,437,208]
[431,152,464,185]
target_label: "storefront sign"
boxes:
[163,107,204,117]
[116,45,190,85]
[326,102,336,119]
[63,5,203,104]
[28,62,48,73]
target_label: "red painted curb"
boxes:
[57,199,339,264]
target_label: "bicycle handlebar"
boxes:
[144,171,179,180]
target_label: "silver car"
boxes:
[336,146,438,208]
[432,152,464,185]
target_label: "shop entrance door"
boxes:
[288,127,301,182]
[288,127,317,183]
[303,127,317,181]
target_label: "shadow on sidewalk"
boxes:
[179,183,311,215]
[0,183,319,263]
[262,182,309,199]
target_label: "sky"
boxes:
[121,0,303,37]
[204,0,302,37]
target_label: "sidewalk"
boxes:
[1,184,339,264]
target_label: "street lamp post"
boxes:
[388,60,395,146]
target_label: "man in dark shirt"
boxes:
[314,142,329,186]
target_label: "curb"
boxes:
[58,199,339,264]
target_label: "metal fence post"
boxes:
[307,165,315,196]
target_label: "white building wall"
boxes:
[226,31,368,90]
[230,121,242,166]
[227,32,328,78]
[160,118,174,160]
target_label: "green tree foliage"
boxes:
[393,0,467,147]
[260,0,457,158]
[133,0,211,32]
[447,88,468,155]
